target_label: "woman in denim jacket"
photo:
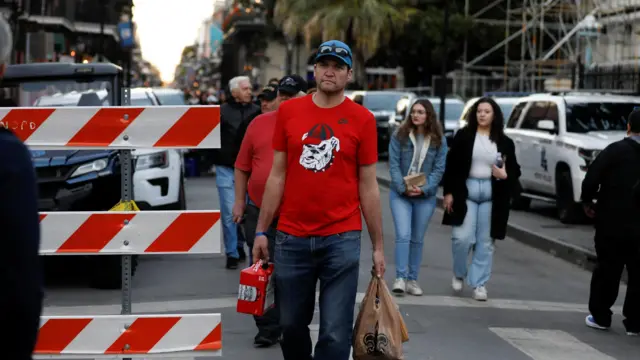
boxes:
[388,99,448,295]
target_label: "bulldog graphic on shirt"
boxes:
[299,123,340,172]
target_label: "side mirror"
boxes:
[537,119,555,132]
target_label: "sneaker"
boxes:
[225,256,238,270]
[406,280,423,296]
[627,332,639,336]
[585,315,609,330]
[253,332,281,347]
[392,278,406,294]
[473,286,488,301]
[451,277,463,292]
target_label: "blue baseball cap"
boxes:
[314,40,353,68]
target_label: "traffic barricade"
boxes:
[1,105,223,358]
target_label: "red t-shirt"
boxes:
[272,94,378,237]
[235,111,277,208]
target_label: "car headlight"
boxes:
[578,148,601,171]
[136,151,169,170]
[70,159,109,178]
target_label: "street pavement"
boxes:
[43,176,638,359]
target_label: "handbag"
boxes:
[403,173,426,188]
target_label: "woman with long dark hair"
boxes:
[388,99,448,295]
[441,97,521,301]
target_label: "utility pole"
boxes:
[439,0,450,130]
[461,0,469,98]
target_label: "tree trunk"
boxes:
[345,18,367,89]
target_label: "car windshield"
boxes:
[497,103,515,118]
[130,96,153,106]
[565,102,637,133]
[0,78,114,108]
[363,93,405,111]
[430,101,465,120]
[156,92,186,105]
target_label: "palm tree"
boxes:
[274,0,415,86]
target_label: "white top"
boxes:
[469,133,498,179]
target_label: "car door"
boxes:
[516,101,556,192]
[504,101,529,185]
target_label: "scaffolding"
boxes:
[450,0,605,97]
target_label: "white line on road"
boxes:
[489,327,617,360]
[43,292,622,316]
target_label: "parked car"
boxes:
[348,90,418,156]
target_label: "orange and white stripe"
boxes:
[39,211,221,255]
[0,106,220,149]
[34,314,222,357]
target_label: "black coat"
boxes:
[210,98,260,167]
[581,137,640,239]
[0,128,44,359]
[441,126,521,240]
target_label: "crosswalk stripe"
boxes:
[489,328,617,360]
[42,293,623,315]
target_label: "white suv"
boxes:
[504,92,639,223]
[130,88,186,210]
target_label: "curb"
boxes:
[376,175,621,280]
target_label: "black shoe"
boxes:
[238,246,247,261]
[226,256,238,269]
[253,332,281,347]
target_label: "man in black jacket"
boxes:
[582,109,640,336]
[212,76,260,269]
[0,17,44,359]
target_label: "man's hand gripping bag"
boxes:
[353,274,409,360]
[237,260,275,316]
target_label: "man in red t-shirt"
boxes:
[233,74,308,347]
[252,40,386,360]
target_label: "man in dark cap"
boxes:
[0,17,44,359]
[257,84,278,113]
[252,40,386,360]
[582,109,640,336]
[233,74,308,347]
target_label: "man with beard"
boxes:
[233,74,308,347]
[0,17,44,359]
[212,76,260,269]
[252,40,386,359]
[582,109,640,336]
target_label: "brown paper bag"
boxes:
[403,173,426,188]
[352,275,408,359]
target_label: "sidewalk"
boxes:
[375,161,600,272]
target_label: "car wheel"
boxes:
[556,170,582,224]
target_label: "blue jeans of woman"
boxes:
[451,178,494,288]
[390,190,437,280]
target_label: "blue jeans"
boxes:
[390,190,437,280]
[215,165,244,258]
[452,178,494,288]
[275,230,361,360]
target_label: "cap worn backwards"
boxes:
[278,74,308,95]
[314,40,353,68]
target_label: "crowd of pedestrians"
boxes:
[1,8,638,355]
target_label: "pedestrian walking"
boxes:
[211,76,260,269]
[388,99,448,295]
[441,97,521,301]
[252,40,386,360]
[0,17,44,360]
[581,109,640,336]
[256,84,279,113]
[233,74,308,347]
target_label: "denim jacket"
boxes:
[388,129,448,197]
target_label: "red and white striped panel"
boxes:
[0,106,220,149]
[39,211,221,255]
[34,314,222,358]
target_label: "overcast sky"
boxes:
[133,0,215,83]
